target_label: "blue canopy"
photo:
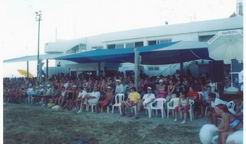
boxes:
[141,41,212,65]
[56,41,212,65]
[56,41,177,63]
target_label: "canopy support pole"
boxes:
[180,62,184,75]
[97,62,101,76]
[134,48,140,90]
[27,61,29,78]
[46,59,49,79]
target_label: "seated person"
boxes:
[138,87,155,111]
[97,86,114,112]
[187,86,200,118]
[174,91,189,124]
[121,87,141,117]
[233,98,243,124]
[84,86,101,108]
[215,104,243,144]
[206,94,217,125]
[77,87,89,113]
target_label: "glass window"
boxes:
[115,43,124,49]
[198,35,214,42]
[148,40,157,45]
[135,41,143,47]
[158,39,172,44]
[107,44,115,49]
[125,43,135,48]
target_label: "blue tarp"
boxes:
[56,41,212,65]
[56,41,177,63]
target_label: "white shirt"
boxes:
[142,93,155,105]
[78,90,87,98]
[115,84,124,94]
[88,91,101,104]
[27,87,35,96]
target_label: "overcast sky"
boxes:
[1,0,236,77]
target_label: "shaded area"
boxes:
[4,104,205,144]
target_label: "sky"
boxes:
[1,0,237,77]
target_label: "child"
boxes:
[174,91,189,124]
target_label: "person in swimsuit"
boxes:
[215,104,243,144]
[155,79,167,98]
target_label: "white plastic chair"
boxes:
[112,93,125,114]
[86,104,97,112]
[146,98,166,118]
[167,97,180,118]
[188,99,194,121]
[226,101,236,115]
[179,99,194,121]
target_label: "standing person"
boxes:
[121,87,141,118]
[27,84,35,104]
[174,91,189,124]
[155,79,167,98]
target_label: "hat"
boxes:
[116,79,121,82]
[214,98,227,106]
[147,87,152,90]
[159,79,163,83]
[107,86,112,89]
[72,85,77,88]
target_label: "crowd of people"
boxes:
[3,71,243,144]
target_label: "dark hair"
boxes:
[131,87,136,91]
[216,104,228,112]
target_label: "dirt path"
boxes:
[4,104,206,144]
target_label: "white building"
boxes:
[44,14,243,76]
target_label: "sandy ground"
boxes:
[4,104,207,144]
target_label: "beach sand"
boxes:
[4,103,206,144]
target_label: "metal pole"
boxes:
[27,61,29,79]
[46,59,49,79]
[134,48,140,90]
[36,11,42,83]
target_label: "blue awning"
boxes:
[56,41,212,65]
[141,41,212,65]
[56,41,177,63]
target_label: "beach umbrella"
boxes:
[17,69,34,78]
[208,30,243,64]
[208,30,243,93]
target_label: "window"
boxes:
[198,35,214,42]
[107,44,116,49]
[115,43,124,49]
[125,42,135,48]
[135,41,143,47]
[148,40,157,45]
[92,46,103,50]
[158,39,172,44]
[148,66,159,71]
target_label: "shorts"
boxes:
[175,105,189,113]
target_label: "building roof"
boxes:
[94,16,243,42]
[44,16,243,53]
[3,53,67,63]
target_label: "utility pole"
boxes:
[35,11,42,83]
